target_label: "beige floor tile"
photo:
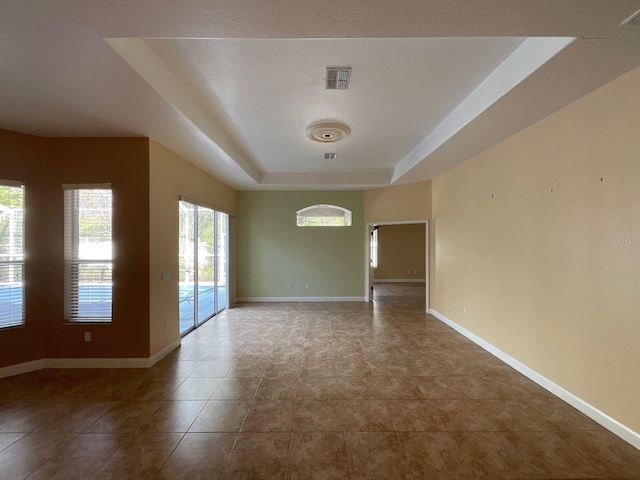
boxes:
[561,429,640,477]
[156,432,236,480]
[210,376,261,400]
[188,399,251,432]
[168,377,223,400]
[0,433,77,480]
[255,377,300,400]
[26,433,120,480]
[137,400,206,432]
[293,400,344,432]
[0,433,24,453]
[0,285,637,479]
[285,432,349,480]
[90,433,183,480]
[345,432,414,480]
[341,400,394,432]
[219,432,290,480]
[399,431,478,479]
[242,400,294,432]
[83,401,162,433]
[189,360,235,378]
[506,430,605,478]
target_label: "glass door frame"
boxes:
[179,197,230,337]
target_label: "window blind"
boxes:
[0,182,25,328]
[64,188,113,321]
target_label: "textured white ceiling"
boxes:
[145,37,524,173]
[2,1,640,189]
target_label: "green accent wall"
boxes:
[237,191,364,298]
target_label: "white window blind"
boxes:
[64,187,113,321]
[0,182,25,328]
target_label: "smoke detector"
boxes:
[306,123,350,143]
[326,67,351,90]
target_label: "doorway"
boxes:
[179,200,229,336]
[365,220,429,311]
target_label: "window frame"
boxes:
[296,204,353,227]
[0,180,25,329]
[63,184,113,323]
[371,227,379,269]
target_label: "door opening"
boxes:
[365,220,429,311]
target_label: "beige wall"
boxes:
[374,224,426,280]
[432,66,640,433]
[0,131,151,366]
[364,180,431,223]
[149,140,237,356]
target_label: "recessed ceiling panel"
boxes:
[144,37,525,173]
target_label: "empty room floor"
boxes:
[0,291,639,479]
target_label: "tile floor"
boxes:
[0,283,639,479]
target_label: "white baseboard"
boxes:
[237,296,366,302]
[428,308,640,451]
[0,359,46,379]
[374,279,426,283]
[0,338,181,379]
[148,338,181,367]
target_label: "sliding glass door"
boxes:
[179,200,229,336]
[197,208,215,324]
[216,211,228,313]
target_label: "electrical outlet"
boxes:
[305,283,309,289]
[164,322,168,332]
[161,271,169,281]
[287,284,291,289]
[464,307,467,316]
[84,332,91,342]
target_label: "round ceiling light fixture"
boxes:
[306,122,351,143]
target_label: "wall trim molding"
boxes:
[428,308,640,451]
[148,338,182,367]
[0,359,45,379]
[374,279,426,283]
[0,339,181,379]
[237,296,366,303]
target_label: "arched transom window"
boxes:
[296,204,352,227]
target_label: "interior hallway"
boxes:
[0,287,639,479]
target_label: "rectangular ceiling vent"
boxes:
[324,153,337,160]
[621,9,640,25]
[326,67,351,90]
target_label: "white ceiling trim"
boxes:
[260,170,391,186]
[106,37,260,183]
[109,35,576,188]
[391,36,575,184]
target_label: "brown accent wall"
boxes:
[374,224,426,281]
[0,130,48,366]
[0,131,150,366]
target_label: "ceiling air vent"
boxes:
[621,9,640,25]
[324,153,337,160]
[326,67,351,90]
